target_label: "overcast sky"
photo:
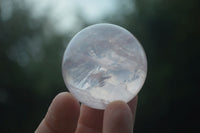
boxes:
[0,0,134,34]
[24,0,134,34]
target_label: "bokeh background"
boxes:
[0,0,199,132]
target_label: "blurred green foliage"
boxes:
[0,0,199,132]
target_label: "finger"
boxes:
[128,96,138,125]
[103,101,133,133]
[75,104,104,133]
[35,92,80,133]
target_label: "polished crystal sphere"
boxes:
[62,23,147,109]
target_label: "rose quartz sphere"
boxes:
[62,23,147,109]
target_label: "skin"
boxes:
[35,92,138,133]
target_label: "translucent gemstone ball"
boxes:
[62,23,147,109]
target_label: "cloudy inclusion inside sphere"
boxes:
[62,23,147,109]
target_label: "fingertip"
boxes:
[76,104,104,133]
[46,92,80,121]
[36,92,80,133]
[103,101,133,133]
[53,92,79,106]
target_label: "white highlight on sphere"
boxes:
[62,23,147,109]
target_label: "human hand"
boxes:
[35,92,138,133]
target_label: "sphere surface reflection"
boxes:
[62,23,147,109]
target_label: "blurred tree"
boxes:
[116,0,200,132]
[0,0,68,132]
